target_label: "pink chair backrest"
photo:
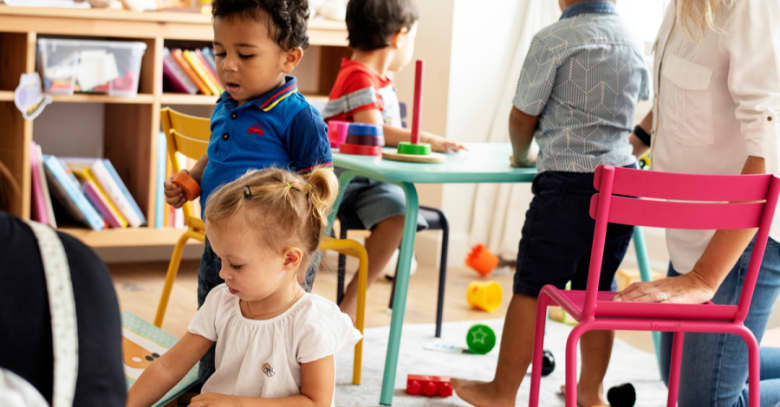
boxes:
[583,165,780,321]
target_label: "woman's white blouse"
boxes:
[652,0,780,273]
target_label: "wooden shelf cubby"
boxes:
[0,5,349,249]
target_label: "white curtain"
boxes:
[467,1,560,259]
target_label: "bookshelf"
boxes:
[0,5,350,249]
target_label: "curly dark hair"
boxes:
[346,0,419,51]
[212,0,310,50]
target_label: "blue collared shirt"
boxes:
[200,76,333,209]
[513,1,649,173]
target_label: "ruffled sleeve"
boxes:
[295,296,361,364]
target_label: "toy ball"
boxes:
[466,324,496,354]
[606,382,636,407]
[541,349,555,376]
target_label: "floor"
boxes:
[112,248,780,406]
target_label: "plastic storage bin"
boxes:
[37,38,147,97]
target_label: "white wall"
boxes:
[387,0,531,268]
[443,0,536,268]
[391,0,553,269]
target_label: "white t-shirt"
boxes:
[188,284,361,406]
[652,0,780,273]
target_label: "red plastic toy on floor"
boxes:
[406,374,452,397]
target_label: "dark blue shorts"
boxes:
[337,176,428,231]
[513,169,634,297]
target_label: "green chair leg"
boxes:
[632,226,662,368]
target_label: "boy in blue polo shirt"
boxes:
[163,0,332,384]
[451,1,649,406]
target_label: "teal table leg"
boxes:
[325,171,356,237]
[379,181,419,406]
[632,226,661,366]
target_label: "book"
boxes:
[101,159,147,227]
[30,141,49,225]
[155,132,166,228]
[67,162,129,228]
[183,50,220,96]
[34,143,57,227]
[162,47,197,95]
[82,180,124,228]
[170,48,210,95]
[42,155,104,230]
[200,47,217,75]
[122,311,198,407]
[164,153,173,227]
[174,206,184,228]
[62,157,146,227]
[194,48,222,93]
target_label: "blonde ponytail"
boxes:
[677,0,734,42]
[305,168,339,232]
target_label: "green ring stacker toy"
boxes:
[382,60,445,163]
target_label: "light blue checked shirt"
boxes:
[513,1,649,173]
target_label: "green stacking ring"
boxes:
[397,142,431,155]
[466,324,496,354]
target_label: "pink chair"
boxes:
[528,165,780,407]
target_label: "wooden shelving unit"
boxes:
[0,5,349,249]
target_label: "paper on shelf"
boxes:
[14,73,51,120]
[77,50,119,92]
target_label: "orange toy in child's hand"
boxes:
[172,170,201,201]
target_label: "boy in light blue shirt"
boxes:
[452,1,649,406]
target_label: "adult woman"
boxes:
[620,0,780,405]
[0,161,127,405]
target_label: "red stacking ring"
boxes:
[338,143,382,156]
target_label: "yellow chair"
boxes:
[317,237,367,385]
[154,107,208,329]
[154,107,367,385]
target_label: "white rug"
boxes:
[335,319,667,406]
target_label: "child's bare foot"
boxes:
[558,384,608,407]
[451,378,515,407]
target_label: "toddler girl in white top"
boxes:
[127,168,361,407]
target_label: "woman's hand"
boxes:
[188,393,241,407]
[614,271,717,304]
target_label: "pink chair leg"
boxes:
[529,294,551,407]
[739,327,761,407]
[666,332,684,407]
[565,324,588,407]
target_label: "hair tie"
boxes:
[243,185,253,198]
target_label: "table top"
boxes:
[333,142,537,184]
